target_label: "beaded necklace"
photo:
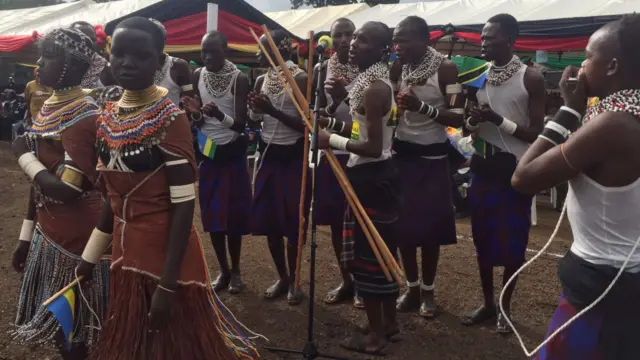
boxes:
[583,89,640,123]
[348,62,389,114]
[203,60,239,98]
[154,55,172,85]
[401,47,444,86]
[262,60,304,98]
[31,88,99,138]
[327,53,359,85]
[487,55,523,86]
[97,86,183,157]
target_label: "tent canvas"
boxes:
[265,4,370,38]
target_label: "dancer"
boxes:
[182,30,251,294]
[512,15,640,360]
[461,13,545,333]
[248,30,308,306]
[312,17,363,308]
[75,17,259,360]
[318,21,400,356]
[11,28,107,360]
[149,19,194,105]
[70,21,114,88]
[392,16,463,318]
[23,67,52,125]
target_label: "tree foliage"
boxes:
[290,0,399,10]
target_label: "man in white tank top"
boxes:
[248,30,309,306]
[150,19,194,104]
[391,16,465,319]
[311,17,364,309]
[317,21,400,356]
[512,15,640,359]
[461,14,546,333]
[181,31,251,295]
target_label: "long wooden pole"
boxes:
[250,28,403,285]
[294,31,315,290]
[258,26,404,285]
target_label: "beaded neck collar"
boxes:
[401,47,444,86]
[348,62,389,114]
[487,55,523,86]
[327,53,359,85]
[203,60,239,98]
[584,89,640,123]
[262,60,304,98]
[31,87,98,138]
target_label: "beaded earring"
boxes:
[56,62,69,87]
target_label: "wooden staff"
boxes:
[294,31,315,290]
[42,276,83,307]
[250,28,403,285]
[260,27,404,285]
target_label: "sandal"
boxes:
[353,292,364,309]
[461,305,497,326]
[496,312,513,334]
[211,273,230,292]
[228,273,245,294]
[355,324,401,343]
[340,332,388,356]
[287,286,304,306]
[264,280,288,300]
[323,283,354,305]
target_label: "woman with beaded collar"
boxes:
[512,15,640,360]
[461,13,546,333]
[182,30,251,295]
[248,29,310,306]
[75,17,260,359]
[311,17,364,309]
[391,16,465,319]
[317,21,400,356]
[10,27,108,360]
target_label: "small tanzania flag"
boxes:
[451,56,489,88]
[45,286,76,350]
[196,129,217,159]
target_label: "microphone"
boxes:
[316,35,333,52]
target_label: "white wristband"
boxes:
[560,106,581,120]
[18,152,47,180]
[445,83,462,94]
[498,118,518,135]
[169,183,196,203]
[328,134,349,151]
[19,219,34,242]
[220,113,235,128]
[180,84,194,92]
[81,228,112,264]
[248,109,262,121]
[545,121,570,139]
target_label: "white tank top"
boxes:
[347,79,396,168]
[198,69,240,145]
[568,173,640,271]
[156,56,181,105]
[325,63,354,155]
[261,81,302,146]
[476,65,530,160]
[395,72,447,148]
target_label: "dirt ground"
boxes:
[0,141,574,360]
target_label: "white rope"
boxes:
[499,199,640,357]
[74,267,102,331]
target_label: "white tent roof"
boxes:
[0,0,162,36]
[265,3,370,38]
[347,0,640,29]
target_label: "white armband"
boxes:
[181,84,193,92]
[19,219,34,242]
[450,108,465,114]
[81,228,112,264]
[446,83,462,94]
[559,106,581,120]
[18,152,47,180]
[165,158,189,167]
[328,134,349,151]
[169,183,196,203]
[498,118,518,135]
[545,121,570,139]
[190,112,203,122]
[221,114,235,128]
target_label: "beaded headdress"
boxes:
[277,37,292,53]
[44,28,94,65]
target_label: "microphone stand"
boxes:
[265,49,352,360]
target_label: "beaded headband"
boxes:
[44,28,94,65]
[277,37,292,52]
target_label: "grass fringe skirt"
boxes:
[12,226,110,348]
[90,266,261,360]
